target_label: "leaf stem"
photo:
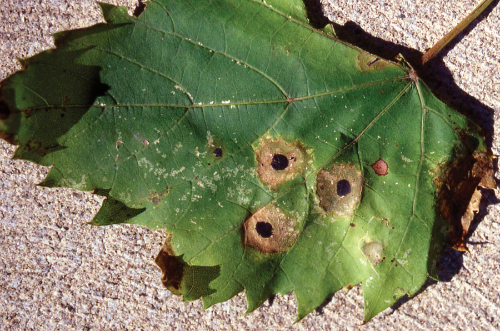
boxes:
[421,0,495,64]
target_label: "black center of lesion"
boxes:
[255,221,273,238]
[271,154,289,170]
[213,147,223,158]
[336,179,351,196]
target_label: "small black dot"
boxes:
[255,221,273,238]
[271,154,289,171]
[213,147,223,158]
[336,179,351,196]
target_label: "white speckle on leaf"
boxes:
[207,131,214,147]
[201,176,217,193]
[169,166,186,178]
[401,155,413,163]
[173,142,182,153]
[61,175,88,191]
[138,158,154,172]
[153,168,166,177]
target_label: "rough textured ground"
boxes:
[1,0,499,330]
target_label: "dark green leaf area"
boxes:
[0,0,488,322]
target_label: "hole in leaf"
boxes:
[133,0,147,17]
[271,154,288,170]
[336,179,351,196]
[255,221,273,238]
[213,147,223,158]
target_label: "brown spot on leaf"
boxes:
[362,241,384,265]
[244,204,299,253]
[155,235,183,295]
[356,52,392,72]
[435,151,495,248]
[255,138,307,190]
[316,163,363,217]
[371,159,388,176]
[149,188,170,206]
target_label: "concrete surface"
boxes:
[1,0,499,330]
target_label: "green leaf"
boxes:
[0,0,491,322]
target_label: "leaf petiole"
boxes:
[422,0,495,64]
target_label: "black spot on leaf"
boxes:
[255,221,273,238]
[336,179,351,196]
[213,147,223,158]
[271,154,288,170]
